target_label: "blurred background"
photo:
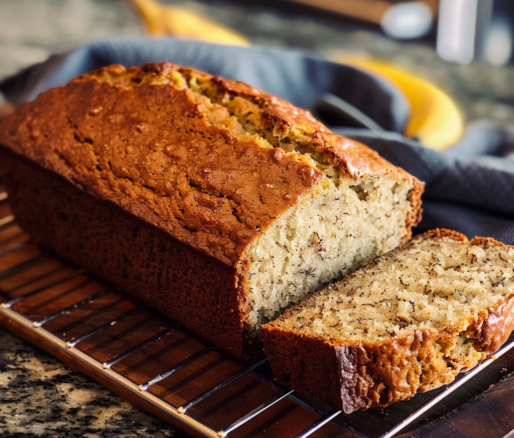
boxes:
[1,2,514,436]
[1,0,514,146]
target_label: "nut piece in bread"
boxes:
[0,63,423,359]
[262,229,514,412]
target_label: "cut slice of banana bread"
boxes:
[0,62,423,359]
[262,229,514,412]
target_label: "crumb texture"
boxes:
[246,174,411,329]
[282,232,514,342]
[263,230,514,411]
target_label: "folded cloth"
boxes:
[0,37,408,133]
[1,37,513,244]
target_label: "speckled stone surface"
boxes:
[0,328,183,437]
[1,0,514,436]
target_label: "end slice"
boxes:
[262,229,514,413]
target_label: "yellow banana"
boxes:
[123,1,460,150]
[336,56,464,150]
[124,0,249,46]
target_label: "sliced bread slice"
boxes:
[262,229,514,413]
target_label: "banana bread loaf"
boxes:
[262,229,514,411]
[0,63,423,359]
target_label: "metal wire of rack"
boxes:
[0,191,513,438]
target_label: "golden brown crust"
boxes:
[261,324,461,413]
[468,294,514,353]
[188,70,422,182]
[73,62,422,183]
[182,64,424,233]
[334,328,460,412]
[470,236,507,247]
[0,147,259,359]
[418,228,469,242]
[405,185,424,234]
[262,229,514,412]
[262,324,464,413]
[0,64,323,267]
[261,327,343,408]
[0,62,422,266]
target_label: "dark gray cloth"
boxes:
[1,37,513,243]
[0,37,408,133]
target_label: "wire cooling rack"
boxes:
[0,192,513,438]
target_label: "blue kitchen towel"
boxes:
[1,37,513,244]
[0,37,409,133]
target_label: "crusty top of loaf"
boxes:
[0,63,423,266]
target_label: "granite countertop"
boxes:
[1,0,514,436]
[0,329,180,437]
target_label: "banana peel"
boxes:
[337,57,464,150]
[124,0,249,46]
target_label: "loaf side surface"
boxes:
[0,148,257,359]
